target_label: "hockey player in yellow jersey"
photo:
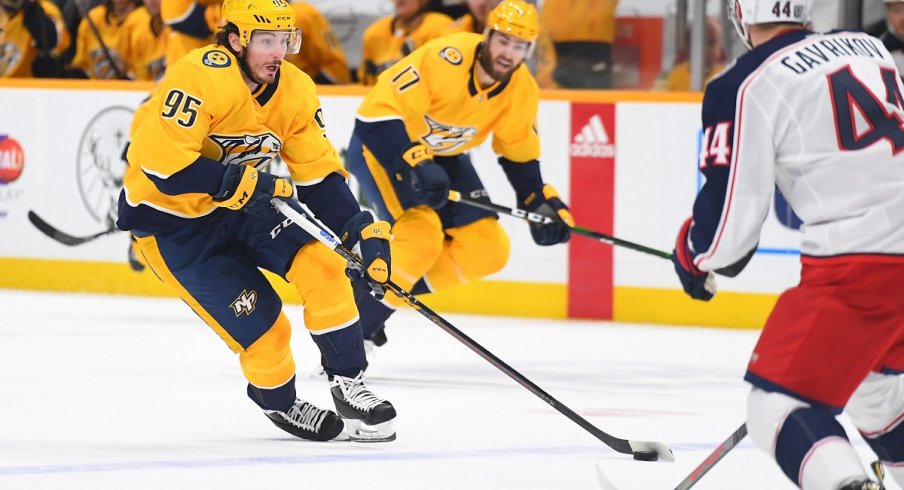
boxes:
[284,1,349,84]
[0,0,69,77]
[347,0,573,350]
[118,0,397,442]
[358,0,450,85]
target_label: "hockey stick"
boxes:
[447,191,672,260]
[272,198,675,462]
[672,422,747,490]
[28,210,117,246]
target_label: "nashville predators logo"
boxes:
[209,132,282,168]
[230,289,257,317]
[202,50,231,68]
[420,115,477,154]
[439,47,462,65]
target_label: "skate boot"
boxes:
[330,371,396,442]
[264,398,347,442]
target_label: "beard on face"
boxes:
[478,45,518,82]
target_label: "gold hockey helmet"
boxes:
[485,0,539,44]
[221,0,301,54]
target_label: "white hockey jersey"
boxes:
[689,29,904,273]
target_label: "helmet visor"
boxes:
[248,28,302,55]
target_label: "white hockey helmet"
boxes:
[727,0,812,49]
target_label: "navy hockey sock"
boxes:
[775,407,850,485]
[311,323,367,378]
[247,375,296,412]
[355,286,396,340]
[861,419,904,463]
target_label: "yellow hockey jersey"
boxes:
[357,32,539,162]
[358,11,451,85]
[128,8,167,81]
[541,0,618,43]
[122,46,344,225]
[71,4,144,79]
[0,0,69,78]
[284,1,349,84]
[161,0,221,67]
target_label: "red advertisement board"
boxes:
[568,103,615,319]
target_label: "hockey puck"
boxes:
[633,451,658,461]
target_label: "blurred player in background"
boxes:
[347,0,572,352]
[0,0,69,77]
[284,1,349,84]
[672,0,904,488]
[161,0,221,67]
[69,0,142,79]
[358,0,450,85]
[880,0,904,76]
[117,0,397,442]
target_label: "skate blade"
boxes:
[345,419,396,443]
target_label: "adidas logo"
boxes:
[569,115,615,158]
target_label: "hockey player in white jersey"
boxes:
[671,1,904,488]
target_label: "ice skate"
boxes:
[264,398,347,442]
[330,371,396,442]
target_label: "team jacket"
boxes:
[688,29,904,273]
[119,46,348,232]
[356,32,540,164]
[0,0,69,77]
[358,11,451,85]
[284,1,349,84]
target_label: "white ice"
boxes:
[0,290,894,490]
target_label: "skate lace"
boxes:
[333,372,385,412]
[286,401,328,431]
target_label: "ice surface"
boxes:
[0,290,893,490]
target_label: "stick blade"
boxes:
[27,211,112,246]
[628,440,675,462]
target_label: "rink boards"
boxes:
[0,80,803,328]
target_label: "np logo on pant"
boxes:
[230,289,258,316]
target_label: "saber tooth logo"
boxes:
[569,114,615,158]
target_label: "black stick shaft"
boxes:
[28,211,117,246]
[272,199,668,458]
[673,423,747,490]
[447,191,672,260]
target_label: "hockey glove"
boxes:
[340,211,391,300]
[212,165,293,218]
[398,143,450,209]
[520,184,574,246]
[672,217,716,301]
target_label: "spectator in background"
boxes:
[0,0,70,77]
[128,0,165,80]
[69,0,141,79]
[444,0,556,88]
[358,0,450,85]
[880,0,904,75]
[284,1,349,84]
[428,0,467,19]
[161,0,220,68]
[541,0,617,89]
[660,17,726,92]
